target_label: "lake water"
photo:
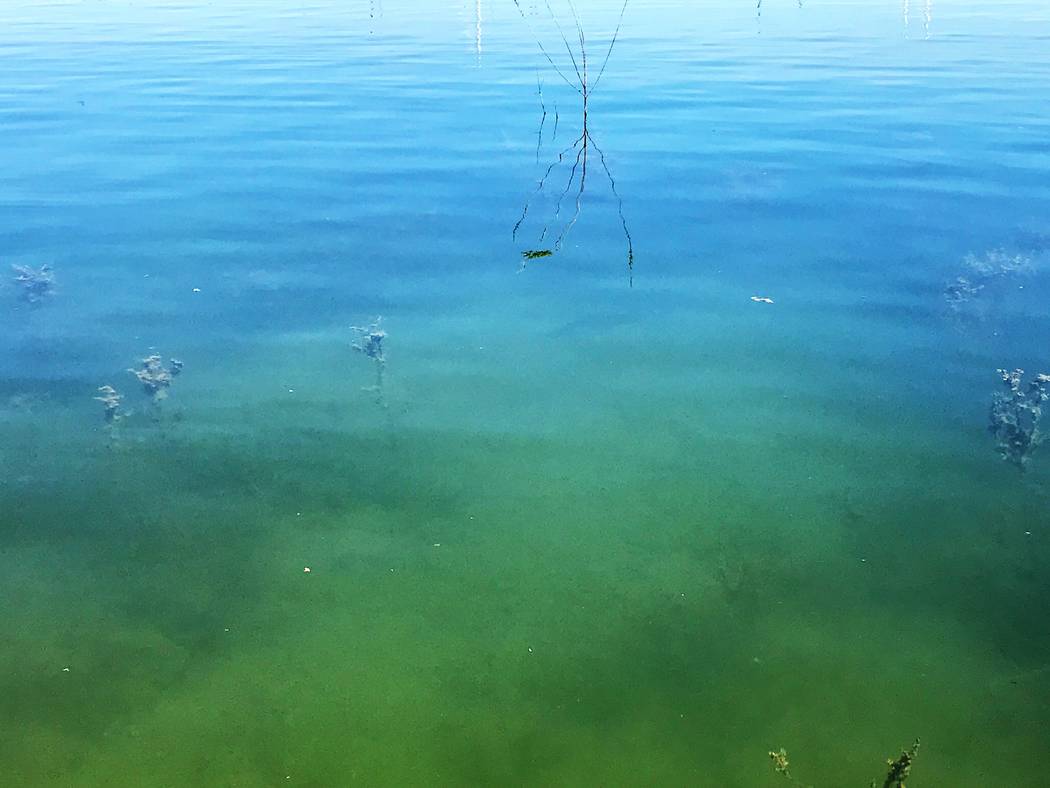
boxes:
[2,0,1049,784]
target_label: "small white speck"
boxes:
[1025,531,1032,536]
[288,389,295,393]
[192,287,201,293]
[62,667,70,672]
[860,558,867,562]
[303,567,311,573]
[433,543,441,547]
[296,512,302,516]
[527,647,533,653]
[224,628,230,632]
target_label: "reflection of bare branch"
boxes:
[512,1,634,280]
[511,0,581,93]
[536,78,547,163]
[590,134,634,280]
[554,135,586,250]
[548,0,584,85]
[547,138,585,243]
[513,132,584,241]
[591,0,628,92]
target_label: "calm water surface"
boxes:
[2,0,1050,785]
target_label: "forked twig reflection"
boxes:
[511,0,635,282]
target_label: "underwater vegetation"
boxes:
[768,739,919,787]
[944,249,1032,314]
[127,353,184,426]
[511,0,635,280]
[129,354,184,404]
[93,385,123,423]
[351,316,387,408]
[877,740,920,788]
[11,263,55,304]
[989,368,1048,470]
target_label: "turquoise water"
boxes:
[3,0,1050,784]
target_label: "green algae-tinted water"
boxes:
[3,0,1050,785]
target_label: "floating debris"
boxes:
[521,249,553,260]
[11,264,55,304]
[129,354,183,403]
[750,295,774,304]
[93,385,123,423]
[989,368,1047,471]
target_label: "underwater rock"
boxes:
[94,385,123,423]
[11,264,55,303]
[989,368,1047,470]
[129,354,183,403]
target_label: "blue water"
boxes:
[2,1,1050,785]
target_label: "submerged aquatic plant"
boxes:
[766,738,920,787]
[989,368,1048,470]
[944,249,1032,313]
[94,385,123,423]
[351,317,387,408]
[874,739,920,788]
[11,264,55,304]
[511,0,635,281]
[943,276,983,311]
[129,354,184,404]
[964,249,1032,279]
[768,748,796,782]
